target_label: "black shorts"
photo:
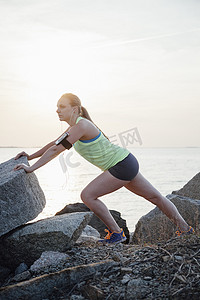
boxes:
[108,153,139,181]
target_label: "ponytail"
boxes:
[80,106,93,121]
[80,106,109,140]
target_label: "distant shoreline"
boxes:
[0,146,200,149]
[0,146,42,148]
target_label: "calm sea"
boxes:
[0,147,200,232]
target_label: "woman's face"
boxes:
[56,97,74,122]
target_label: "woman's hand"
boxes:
[15,151,30,160]
[14,163,33,173]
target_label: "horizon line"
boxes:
[0,146,199,149]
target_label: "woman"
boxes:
[14,93,194,244]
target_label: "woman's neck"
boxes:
[68,113,80,126]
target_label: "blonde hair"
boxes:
[61,93,109,140]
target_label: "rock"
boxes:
[172,172,200,200]
[144,276,152,281]
[0,260,117,300]
[0,212,93,269]
[9,271,31,284]
[81,225,100,238]
[30,251,70,275]
[0,157,46,237]
[174,255,183,261]
[132,194,200,244]
[126,278,148,299]
[0,266,11,284]
[76,235,99,244]
[81,284,105,300]
[70,296,85,300]
[121,267,132,275]
[76,225,100,243]
[121,274,131,284]
[56,202,130,242]
[15,263,28,275]
[162,256,170,262]
[1,235,199,299]
[112,252,125,262]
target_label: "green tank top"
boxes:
[73,116,130,171]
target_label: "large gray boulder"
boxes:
[0,212,93,269]
[56,202,130,242]
[0,157,46,237]
[172,172,200,200]
[132,194,200,244]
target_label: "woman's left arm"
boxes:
[14,144,65,173]
[14,120,88,173]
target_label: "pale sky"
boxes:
[0,0,200,147]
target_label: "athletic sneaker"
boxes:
[102,228,112,240]
[175,226,195,236]
[98,228,127,244]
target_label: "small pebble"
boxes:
[15,263,28,275]
[144,276,152,281]
[121,274,131,284]
[121,267,132,274]
[174,255,183,261]
[162,256,170,262]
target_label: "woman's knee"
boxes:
[80,188,94,204]
[80,189,87,203]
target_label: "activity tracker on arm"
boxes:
[55,132,72,149]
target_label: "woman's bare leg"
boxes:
[80,171,129,232]
[124,172,189,231]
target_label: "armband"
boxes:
[55,132,72,149]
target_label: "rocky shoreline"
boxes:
[0,158,199,299]
[0,235,200,299]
